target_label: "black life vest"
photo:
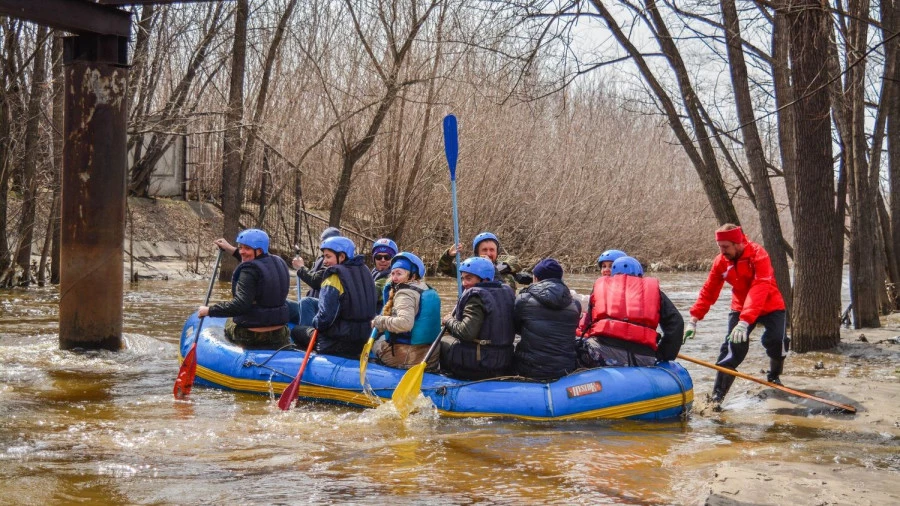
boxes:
[445,281,515,376]
[231,254,290,328]
[316,255,377,355]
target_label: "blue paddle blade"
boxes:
[443,114,458,180]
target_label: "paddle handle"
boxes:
[677,353,857,413]
[451,179,462,298]
[423,326,447,364]
[193,249,225,344]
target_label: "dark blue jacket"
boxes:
[513,278,580,380]
[313,255,377,357]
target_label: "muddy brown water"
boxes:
[0,272,893,504]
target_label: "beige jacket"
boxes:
[372,279,427,334]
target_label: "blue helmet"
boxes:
[597,249,626,266]
[235,228,269,254]
[373,238,399,257]
[391,252,426,279]
[320,236,355,259]
[472,232,500,253]
[459,256,495,281]
[611,256,643,277]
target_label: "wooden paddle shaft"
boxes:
[677,353,857,414]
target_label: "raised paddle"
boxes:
[359,327,379,385]
[677,353,857,413]
[174,249,224,399]
[277,329,319,410]
[444,114,462,298]
[392,327,446,418]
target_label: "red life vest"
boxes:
[586,275,661,350]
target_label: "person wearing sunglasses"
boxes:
[437,231,523,290]
[371,238,399,312]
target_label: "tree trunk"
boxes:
[0,22,15,277]
[878,191,899,309]
[841,0,880,328]
[14,25,48,286]
[788,0,843,351]
[721,0,792,317]
[772,5,798,224]
[220,0,249,281]
[50,33,63,284]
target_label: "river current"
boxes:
[0,271,889,504]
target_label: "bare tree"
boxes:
[220,0,248,280]
[327,0,441,227]
[12,24,47,286]
[788,0,844,351]
[721,0,792,314]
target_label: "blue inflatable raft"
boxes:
[179,313,694,421]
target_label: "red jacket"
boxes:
[578,275,661,350]
[690,240,786,325]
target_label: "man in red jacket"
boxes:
[683,224,788,407]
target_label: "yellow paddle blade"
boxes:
[392,361,426,419]
[359,336,375,386]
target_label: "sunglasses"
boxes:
[374,254,391,261]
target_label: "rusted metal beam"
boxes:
[0,0,131,37]
[59,34,128,351]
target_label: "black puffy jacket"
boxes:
[513,278,580,380]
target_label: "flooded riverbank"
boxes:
[1,272,898,504]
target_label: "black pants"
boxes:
[716,310,788,369]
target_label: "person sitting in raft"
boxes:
[199,229,291,349]
[571,249,628,312]
[576,256,683,367]
[596,249,627,277]
[290,236,377,358]
[371,237,399,313]
[439,256,516,380]
[290,227,341,325]
[371,252,442,370]
[513,258,580,380]
[438,232,522,290]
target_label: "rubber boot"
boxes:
[710,372,736,411]
[767,357,785,386]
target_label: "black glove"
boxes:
[514,272,533,285]
[496,262,512,275]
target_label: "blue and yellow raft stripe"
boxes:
[186,356,693,421]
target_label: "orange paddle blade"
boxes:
[173,342,198,399]
[278,330,318,411]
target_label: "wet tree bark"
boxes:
[788,0,843,351]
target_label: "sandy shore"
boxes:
[696,320,900,505]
